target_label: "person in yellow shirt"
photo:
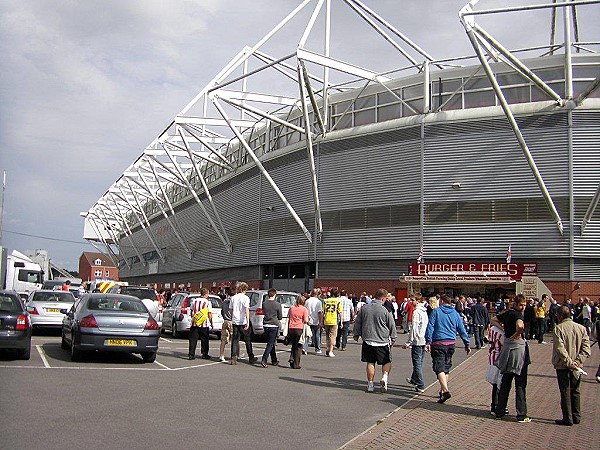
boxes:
[535,297,547,344]
[323,289,342,357]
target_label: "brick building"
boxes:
[79,252,119,282]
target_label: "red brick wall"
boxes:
[544,281,600,303]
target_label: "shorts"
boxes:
[324,325,338,343]
[221,320,233,344]
[431,344,455,374]
[361,342,392,365]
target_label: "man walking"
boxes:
[403,294,428,393]
[323,289,342,357]
[188,288,213,360]
[229,282,257,365]
[470,297,490,350]
[552,306,591,426]
[336,290,354,351]
[425,294,471,403]
[492,294,531,423]
[304,288,323,354]
[353,288,397,393]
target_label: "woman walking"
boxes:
[287,295,308,369]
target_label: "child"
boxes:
[486,323,505,415]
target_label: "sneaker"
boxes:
[272,360,279,366]
[554,419,573,426]
[260,361,268,368]
[437,391,452,404]
[380,378,388,393]
[596,375,600,383]
[329,352,335,358]
[517,417,532,423]
[248,356,258,364]
[219,355,226,362]
[230,356,237,365]
[188,355,195,360]
[367,382,374,393]
[406,377,416,386]
[415,387,425,393]
[315,349,322,354]
[302,349,307,355]
[340,347,346,351]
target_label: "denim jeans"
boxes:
[304,324,321,352]
[336,321,350,349]
[262,326,279,364]
[410,345,425,389]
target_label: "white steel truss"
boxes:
[83,0,599,264]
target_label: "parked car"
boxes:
[42,279,83,298]
[61,293,160,362]
[113,285,162,326]
[161,293,223,338]
[247,290,299,339]
[0,290,32,360]
[25,289,76,329]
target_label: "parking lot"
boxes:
[1,329,469,450]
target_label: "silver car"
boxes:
[26,290,76,329]
[247,290,299,339]
[61,293,160,362]
[161,293,223,339]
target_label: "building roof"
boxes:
[81,252,116,268]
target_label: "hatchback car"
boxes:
[0,290,32,360]
[25,290,76,329]
[61,293,160,362]
[161,293,223,338]
[247,290,299,339]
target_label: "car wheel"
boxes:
[172,321,180,339]
[141,351,157,363]
[19,345,31,360]
[61,331,69,350]
[70,333,82,362]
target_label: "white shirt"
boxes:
[305,296,323,325]
[142,299,159,319]
[230,292,249,325]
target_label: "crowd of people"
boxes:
[181,281,598,426]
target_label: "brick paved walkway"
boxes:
[341,339,600,450]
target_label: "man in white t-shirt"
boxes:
[229,282,257,365]
[304,288,323,354]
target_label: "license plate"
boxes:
[105,339,137,346]
[46,308,61,313]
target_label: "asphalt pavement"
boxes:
[0,328,465,450]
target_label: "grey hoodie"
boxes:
[353,300,397,345]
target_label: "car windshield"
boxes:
[0,294,22,312]
[32,291,75,303]
[120,288,156,301]
[276,294,297,306]
[87,297,147,313]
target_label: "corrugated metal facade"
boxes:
[118,105,599,283]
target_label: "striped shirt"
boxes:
[488,325,505,366]
[340,296,353,322]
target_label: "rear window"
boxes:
[276,294,298,306]
[0,294,23,312]
[209,297,223,308]
[87,297,147,313]
[32,291,75,303]
[120,287,156,301]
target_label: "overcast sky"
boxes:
[0,0,598,271]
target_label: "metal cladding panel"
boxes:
[319,138,422,210]
[318,260,410,279]
[317,228,420,260]
[422,223,569,258]
[258,235,312,264]
[573,259,600,280]
[423,115,569,201]
[259,158,314,214]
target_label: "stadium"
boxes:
[83,0,600,302]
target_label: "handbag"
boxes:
[192,307,209,326]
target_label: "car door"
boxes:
[162,296,175,331]
[247,291,260,331]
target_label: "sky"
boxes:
[0,0,598,271]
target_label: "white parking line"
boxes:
[159,337,173,343]
[36,345,51,368]
[153,360,171,369]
